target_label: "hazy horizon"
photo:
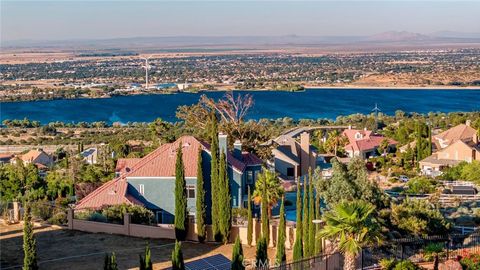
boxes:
[2,1,480,43]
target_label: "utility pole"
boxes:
[141,55,153,89]
[372,103,381,133]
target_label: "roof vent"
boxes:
[183,142,191,147]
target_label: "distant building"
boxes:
[81,148,98,164]
[420,122,479,176]
[343,127,397,159]
[177,83,191,90]
[76,135,263,224]
[13,149,53,168]
[0,154,14,164]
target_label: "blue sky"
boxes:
[2,1,480,41]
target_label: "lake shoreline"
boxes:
[2,86,480,103]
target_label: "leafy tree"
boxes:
[218,151,231,243]
[174,145,188,241]
[253,169,284,217]
[319,201,382,270]
[247,186,253,246]
[231,236,245,270]
[275,198,286,265]
[405,177,438,194]
[139,244,152,270]
[171,241,185,270]
[23,204,38,270]
[325,130,348,156]
[255,237,268,268]
[390,199,451,236]
[195,149,206,243]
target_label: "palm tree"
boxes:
[325,130,348,157]
[253,168,284,217]
[319,201,381,270]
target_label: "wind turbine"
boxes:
[372,103,381,133]
[141,55,153,89]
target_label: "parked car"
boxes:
[399,175,409,182]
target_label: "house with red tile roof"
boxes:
[76,134,263,224]
[342,127,397,159]
[12,149,53,167]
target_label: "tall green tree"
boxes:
[218,151,231,243]
[231,236,245,270]
[171,241,185,270]
[247,186,253,246]
[261,175,269,245]
[139,244,152,270]
[307,172,315,258]
[23,204,38,270]
[104,252,118,270]
[210,112,220,240]
[275,198,286,265]
[314,184,322,255]
[195,149,206,243]
[302,176,309,256]
[174,145,188,241]
[255,237,268,268]
[319,201,382,270]
[293,180,303,259]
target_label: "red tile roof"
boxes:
[76,135,263,210]
[115,158,141,175]
[344,129,397,152]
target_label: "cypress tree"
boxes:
[261,174,269,245]
[294,180,303,259]
[275,198,286,265]
[307,172,315,258]
[23,204,38,270]
[104,252,118,270]
[302,176,309,256]
[174,145,188,241]
[247,186,253,246]
[139,244,152,270]
[210,112,220,240]
[255,237,268,268]
[231,236,245,270]
[314,188,322,255]
[218,151,231,243]
[295,181,302,238]
[196,148,206,243]
[171,241,185,270]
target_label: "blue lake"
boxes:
[1,89,479,124]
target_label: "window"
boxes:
[156,211,162,223]
[186,185,195,198]
[247,171,254,184]
[287,167,294,177]
[139,184,145,195]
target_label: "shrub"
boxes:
[405,177,437,194]
[88,212,108,223]
[48,211,67,225]
[379,258,396,270]
[101,204,154,225]
[30,199,52,221]
[460,252,480,270]
[393,260,421,270]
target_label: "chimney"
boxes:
[233,140,242,160]
[466,120,471,126]
[300,132,311,176]
[218,133,228,158]
[348,125,352,130]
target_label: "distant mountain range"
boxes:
[3,31,480,50]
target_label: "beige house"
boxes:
[342,128,397,159]
[13,149,53,168]
[419,122,479,176]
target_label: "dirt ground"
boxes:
[0,222,292,270]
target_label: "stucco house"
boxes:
[342,127,397,159]
[13,149,53,168]
[81,148,98,164]
[271,132,317,182]
[419,122,479,176]
[76,134,263,224]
